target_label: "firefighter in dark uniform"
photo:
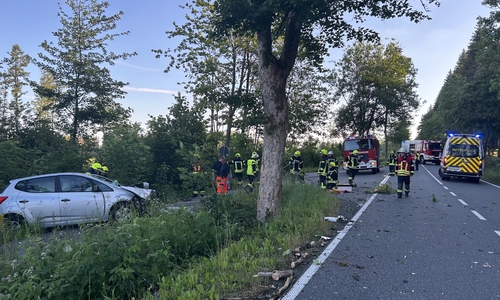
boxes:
[326,151,339,189]
[346,150,361,186]
[396,147,414,198]
[231,153,244,188]
[387,151,397,176]
[318,149,329,189]
[290,150,304,181]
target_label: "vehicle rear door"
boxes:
[16,176,60,227]
[58,175,106,225]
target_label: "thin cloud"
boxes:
[123,86,177,95]
[115,60,160,72]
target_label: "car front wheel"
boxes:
[110,202,133,223]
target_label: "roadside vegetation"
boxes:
[0,182,338,299]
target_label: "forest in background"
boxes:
[1,0,499,197]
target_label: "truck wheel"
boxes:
[372,168,377,174]
[421,157,425,165]
[471,178,480,184]
[435,161,440,165]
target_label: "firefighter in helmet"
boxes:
[318,149,329,188]
[387,151,397,176]
[326,151,339,189]
[396,147,414,198]
[346,150,361,186]
[246,152,259,192]
[87,162,102,175]
[290,150,304,181]
[100,166,109,178]
[231,153,244,187]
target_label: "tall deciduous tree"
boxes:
[3,44,31,136]
[212,0,437,222]
[145,93,207,188]
[154,0,260,148]
[334,41,419,156]
[33,0,136,142]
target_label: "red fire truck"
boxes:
[343,134,380,174]
[401,140,443,165]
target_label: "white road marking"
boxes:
[424,165,442,184]
[443,186,449,190]
[458,199,468,206]
[449,192,457,196]
[283,175,391,300]
[471,210,487,221]
[480,180,500,189]
[495,231,500,237]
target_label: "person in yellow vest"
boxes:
[326,151,339,189]
[387,151,397,176]
[231,153,244,187]
[396,147,414,198]
[318,149,328,188]
[246,152,259,192]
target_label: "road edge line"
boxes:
[282,175,391,300]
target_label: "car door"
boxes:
[16,176,60,227]
[58,175,106,225]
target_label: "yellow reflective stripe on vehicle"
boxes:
[445,156,481,173]
[449,137,479,145]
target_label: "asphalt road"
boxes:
[285,164,500,300]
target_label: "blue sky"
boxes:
[0,0,492,137]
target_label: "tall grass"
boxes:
[155,182,338,299]
[484,155,500,184]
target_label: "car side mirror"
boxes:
[92,185,100,192]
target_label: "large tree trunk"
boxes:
[255,12,301,223]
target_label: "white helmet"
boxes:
[328,151,334,155]
[251,152,259,159]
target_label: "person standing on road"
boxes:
[396,147,414,198]
[346,150,361,186]
[387,151,397,176]
[213,155,231,194]
[231,153,244,188]
[318,149,329,188]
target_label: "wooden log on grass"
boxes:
[254,270,294,280]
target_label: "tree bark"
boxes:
[255,12,301,223]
